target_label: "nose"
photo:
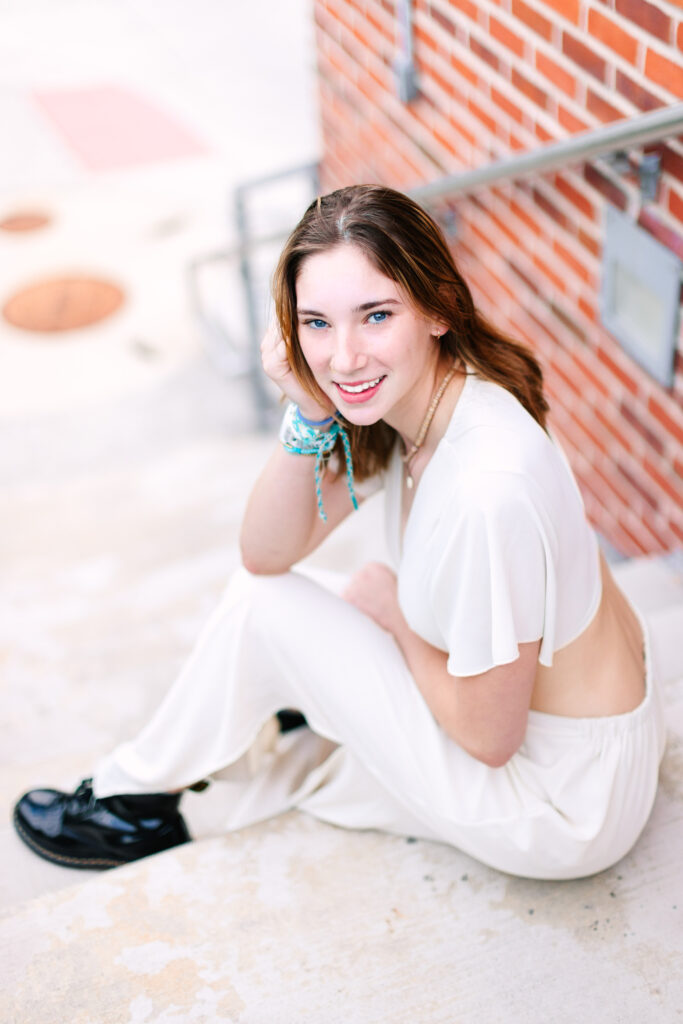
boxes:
[329,327,367,376]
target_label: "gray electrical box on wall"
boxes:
[599,206,682,388]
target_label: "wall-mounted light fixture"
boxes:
[599,205,681,389]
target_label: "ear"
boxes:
[429,322,448,339]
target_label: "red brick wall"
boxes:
[314,0,683,555]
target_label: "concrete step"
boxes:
[3,800,683,1024]
[2,550,682,1021]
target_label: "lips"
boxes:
[334,375,386,404]
[336,375,384,394]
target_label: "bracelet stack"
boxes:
[279,403,359,522]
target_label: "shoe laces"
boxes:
[71,777,98,816]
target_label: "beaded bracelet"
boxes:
[279,403,359,522]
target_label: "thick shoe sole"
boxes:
[13,808,124,869]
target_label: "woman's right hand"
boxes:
[260,322,334,420]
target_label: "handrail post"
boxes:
[232,161,320,431]
[234,185,274,431]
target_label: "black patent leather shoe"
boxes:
[13,778,191,870]
[276,709,308,733]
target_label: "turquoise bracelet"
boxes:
[279,404,358,522]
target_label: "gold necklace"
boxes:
[401,360,459,489]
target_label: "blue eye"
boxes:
[305,318,328,329]
[368,311,390,324]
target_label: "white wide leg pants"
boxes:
[93,568,665,880]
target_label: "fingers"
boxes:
[260,322,284,358]
[260,323,332,416]
[261,324,291,383]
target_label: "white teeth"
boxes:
[338,376,383,394]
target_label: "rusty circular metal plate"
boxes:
[0,212,52,233]
[2,276,125,333]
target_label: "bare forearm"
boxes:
[392,620,460,738]
[243,323,342,573]
[343,564,464,742]
[391,614,534,768]
[240,446,320,574]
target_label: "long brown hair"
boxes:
[273,184,549,480]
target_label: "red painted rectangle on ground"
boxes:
[33,85,208,171]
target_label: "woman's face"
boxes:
[294,244,444,434]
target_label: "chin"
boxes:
[337,405,386,427]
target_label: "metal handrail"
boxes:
[412,105,683,203]
[191,110,683,428]
[188,161,320,428]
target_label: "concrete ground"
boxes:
[1,3,683,1021]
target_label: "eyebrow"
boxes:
[297,298,402,316]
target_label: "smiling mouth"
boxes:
[335,375,385,394]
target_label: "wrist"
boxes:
[296,399,335,423]
[297,408,335,428]
[392,611,416,654]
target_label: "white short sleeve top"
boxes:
[383,372,602,677]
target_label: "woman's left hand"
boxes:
[342,562,404,638]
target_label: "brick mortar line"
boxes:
[594,453,653,522]
[415,69,520,152]
[516,219,598,299]
[379,93,466,175]
[577,422,658,513]
[349,0,396,39]
[590,396,683,495]
[563,444,621,507]
[549,167,602,220]
[471,189,602,300]
[642,458,683,512]
[417,13,676,141]
[424,0,682,61]
[412,70,481,133]
[583,0,679,48]
[638,195,683,239]
[482,248,658,419]
[324,0,395,52]
[324,2,679,158]
[549,344,610,408]
[499,173,600,237]
[584,70,673,113]
[657,1,683,17]
[319,5,394,79]
[446,36,577,138]
[560,439,646,524]
[511,0,662,82]
[638,30,683,65]
[621,504,673,549]
[524,173,602,238]
[462,216,597,347]
[425,0,681,104]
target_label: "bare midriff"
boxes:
[530,553,646,718]
[399,397,646,720]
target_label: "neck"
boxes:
[389,356,461,457]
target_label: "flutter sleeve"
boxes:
[429,471,555,677]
